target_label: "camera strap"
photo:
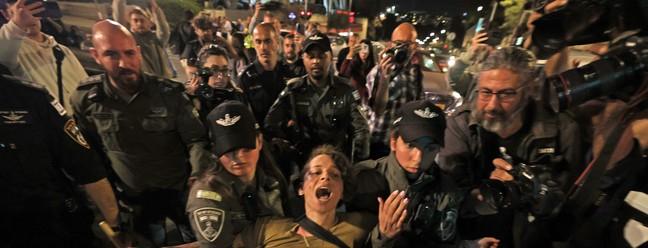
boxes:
[297,215,349,248]
[53,45,65,107]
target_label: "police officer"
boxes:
[0,73,122,247]
[70,20,210,246]
[237,22,289,128]
[349,100,499,248]
[264,31,370,167]
[187,101,291,247]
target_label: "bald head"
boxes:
[392,22,417,42]
[92,19,135,46]
[253,23,279,70]
[90,19,142,95]
[253,22,278,39]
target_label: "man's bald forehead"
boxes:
[392,22,417,41]
[92,19,134,42]
[253,23,278,37]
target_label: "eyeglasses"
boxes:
[209,66,230,76]
[476,85,526,102]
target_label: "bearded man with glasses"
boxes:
[438,47,584,248]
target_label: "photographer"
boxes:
[185,44,246,127]
[366,22,423,159]
[438,47,583,247]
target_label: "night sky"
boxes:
[384,0,492,15]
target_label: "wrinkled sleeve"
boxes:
[175,92,210,176]
[0,21,27,71]
[348,91,370,161]
[153,6,170,47]
[263,87,291,140]
[438,113,476,188]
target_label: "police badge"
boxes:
[193,207,225,242]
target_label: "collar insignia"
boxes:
[2,111,24,122]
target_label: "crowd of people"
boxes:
[1,0,648,247]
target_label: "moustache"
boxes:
[119,69,137,75]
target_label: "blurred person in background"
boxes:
[113,0,172,78]
[1,0,88,113]
[181,16,215,77]
[337,33,360,71]
[339,39,376,104]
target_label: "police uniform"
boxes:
[351,154,466,247]
[264,74,370,163]
[70,73,210,191]
[187,166,287,247]
[282,57,306,80]
[0,74,105,247]
[236,60,288,128]
[232,212,377,248]
[70,72,211,244]
[186,101,291,247]
[347,100,472,247]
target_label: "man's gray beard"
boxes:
[472,98,528,133]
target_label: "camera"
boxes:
[195,67,214,99]
[478,163,564,217]
[382,42,410,67]
[543,36,648,112]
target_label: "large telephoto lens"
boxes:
[545,36,648,112]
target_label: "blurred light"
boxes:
[463,12,467,16]
[448,55,456,68]
[288,12,296,20]
[429,32,435,37]
[440,29,446,34]
[477,6,483,11]
[380,13,385,19]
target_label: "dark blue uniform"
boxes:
[236,60,287,128]
[0,74,106,247]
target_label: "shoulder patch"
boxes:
[286,76,305,87]
[196,190,222,202]
[193,207,225,242]
[63,119,90,149]
[78,74,104,88]
[2,75,47,91]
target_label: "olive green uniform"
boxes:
[70,73,210,191]
[233,212,377,248]
[186,167,286,247]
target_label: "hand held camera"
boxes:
[195,67,215,100]
[478,163,564,218]
[382,42,411,67]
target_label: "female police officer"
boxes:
[186,101,291,247]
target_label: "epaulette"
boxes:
[243,64,258,78]
[1,74,47,92]
[77,74,104,89]
[155,77,184,94]
[286,76,304,87]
